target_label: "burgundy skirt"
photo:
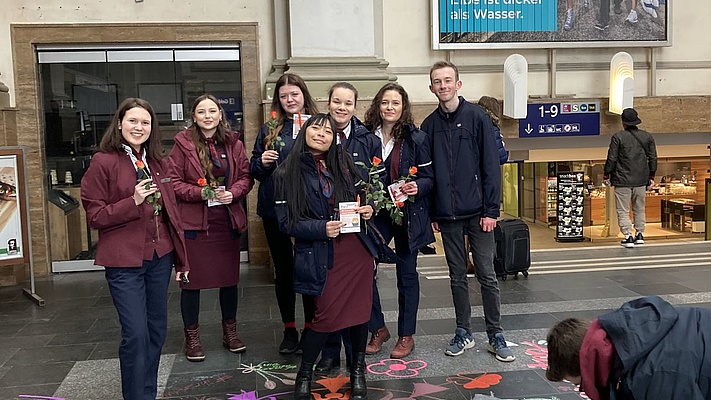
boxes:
[182,205,240,290]
[312,233,375,332]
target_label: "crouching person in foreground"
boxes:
[546,295,711,400]
[273,113,377,400]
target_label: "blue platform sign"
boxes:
[518,102,600,138]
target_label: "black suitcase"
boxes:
[493,218,530,281]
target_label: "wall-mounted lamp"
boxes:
[609,51,634,115]
[503,54,528,119]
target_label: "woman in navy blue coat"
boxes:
[363,83,435,359]
[250,73,320,353]
[274,114,376,400]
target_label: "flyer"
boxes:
[387,180,409,204]
[338,201,360,234]
[292,113,312,139]
[207,186,226,207]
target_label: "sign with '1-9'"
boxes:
[518,102,600,138]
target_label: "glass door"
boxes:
[38,45,245,271]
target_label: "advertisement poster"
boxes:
[0,154,23,261]
[556,171,585,242]
[433,0,669,49]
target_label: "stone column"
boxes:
[0,73,10,107]
[266,0,395,101]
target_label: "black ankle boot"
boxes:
[294,360,314,400]
[350,352,367,399]
[314,356,340,375]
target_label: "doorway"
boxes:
[38,44,246,272]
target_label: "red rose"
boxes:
[197,178,207,187]
[270,110,277,119]
[373,156,382,166]
[135,160,145,169]
[409,166,417,176]
[396,201,405,208]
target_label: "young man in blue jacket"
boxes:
[421,61,514,362]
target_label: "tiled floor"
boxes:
[2,239,711,399]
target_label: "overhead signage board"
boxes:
[518,102,600,138]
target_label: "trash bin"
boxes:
[48,189,82,261]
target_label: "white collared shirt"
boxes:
[374,126,395,161]
[336,123,352,145]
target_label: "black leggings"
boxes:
[301,323,369,364]
[181,285,238,328]
[263,217,315,324]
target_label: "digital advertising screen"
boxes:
[432,0,670,49]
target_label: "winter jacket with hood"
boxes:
[581,296,711,400]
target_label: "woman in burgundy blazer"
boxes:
[81,97,188,400]
[169,94,254,362]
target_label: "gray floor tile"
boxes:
[0,362,74,387]
[4,344,96,367]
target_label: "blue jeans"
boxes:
[439,218,502,338]
[105,252,173,400]
[369,219,420,336]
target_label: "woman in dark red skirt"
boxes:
[170,94,254,362]
[274,113,377,400]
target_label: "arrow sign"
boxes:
[525,123,533,135]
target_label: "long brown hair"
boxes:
[265,73,319,149]
[99,97,164,160]
[188,94,232,180]
[478,95,501,127]
[364,83,414,140]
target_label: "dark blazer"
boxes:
[372,124,435,252]
[275,152,378,296]
[250,120,297,219]
[81,151,188,271]
[169,129,254,232]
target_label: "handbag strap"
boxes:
[628,128,649,158]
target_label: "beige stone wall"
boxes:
[0,1,274,107]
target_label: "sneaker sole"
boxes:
[622,243,635,248]
[486,343,516,362]
[279,347,298,354]
[445,340,475,356]
[186,355,205,362]
[594,25,609,31]
[224,343,247,353]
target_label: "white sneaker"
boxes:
[642,3,658,18]
[626,10,638,23]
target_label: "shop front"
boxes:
[503,132,711,242]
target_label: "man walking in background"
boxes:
[604,108,657,248]
[421,61,514,362]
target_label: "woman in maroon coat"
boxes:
[169,94,254,362]
[81,97,189,400]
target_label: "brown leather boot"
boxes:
[184,324,205,362]
[390,336,414,358]
[222,319,246,353]
[365,325,391,355]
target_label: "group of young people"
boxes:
[252,62,514,399]
[80,60,514,400]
